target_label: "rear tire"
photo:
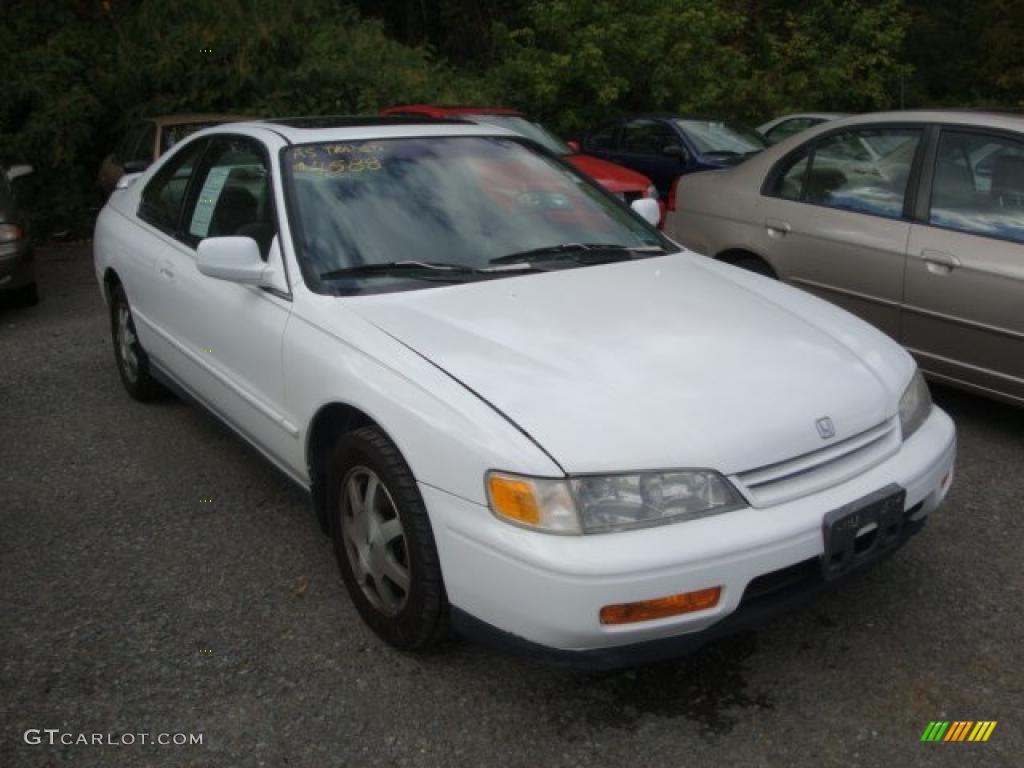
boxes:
[109,283,162,401]
[327,426,449,650]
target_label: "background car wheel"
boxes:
[110,283,162,401]
[328,426,449,650]
[12,282,39,306]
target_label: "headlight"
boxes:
[644,184,659,201]
[487,469,745,534]
[899,368,932,440]
[0,223,24,243]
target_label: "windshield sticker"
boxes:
[189,166,231,237]
[290,144,385,176]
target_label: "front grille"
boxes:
[731,417,901,508]
[739,500,925,608]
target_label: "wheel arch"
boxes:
[102,267,122,305]
[305,401,388,534]
[715,248,778,278]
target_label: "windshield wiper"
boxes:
[319,260,484,281]
[489,243,665,266]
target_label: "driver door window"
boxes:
[183,137,276,259]
[928,130,1024,243]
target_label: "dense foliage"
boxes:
[1,0,1021,234]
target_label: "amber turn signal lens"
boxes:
[487,474,541,526]
[600,587,722,625]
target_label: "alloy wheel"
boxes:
[117,302,139,382]
[339,467,410,616]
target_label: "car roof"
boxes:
[381,105,524,118]
[617,113,747,122]
[769,112,848,121]
[147,113,253,126]
[222,115,520,143]
[825,109,1024,131]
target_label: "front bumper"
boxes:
[424,406,955,666]
[0,241,34,291]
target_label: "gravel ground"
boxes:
[1,245,1021,768]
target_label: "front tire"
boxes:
[110,283,162,401]
[327,426,449,650]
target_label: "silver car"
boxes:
[667,110,1024,406]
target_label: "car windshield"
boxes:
[464,115,573,155]
[284,136,671,294]
[675,120,766,155]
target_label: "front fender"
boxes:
[283,298,563,507]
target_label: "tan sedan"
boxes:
[98,113,251,194]
[666,110,1024,407]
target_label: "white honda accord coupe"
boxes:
[94,116,956,668]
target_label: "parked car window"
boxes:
[763,118,816,145]
[467,115,572,156]
[586,121,618,151]
[805,128,921,219]
[138,138,209,235]
[161,122,221,154]
[128,122,156,163]
[118,122,148,161]
[929,129,1024,243]
[622,119,678,156]
[767,148,811,200]
[184,137,275,257]
[675,120,766,157]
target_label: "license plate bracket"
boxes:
[821,484,906,581]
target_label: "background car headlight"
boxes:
[487,469,745,534]
[0,223,25,243]
[899,368,932,440]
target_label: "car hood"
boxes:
[567,154,652,193]
[348,253,906,475]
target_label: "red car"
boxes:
[381,106,661,220]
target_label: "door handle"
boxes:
[921,249,960,274]
[765,218,791,237]
[158,262,175,279]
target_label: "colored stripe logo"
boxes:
[921,721,997,742]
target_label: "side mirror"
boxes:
[630,197,661,227]
[123,160,150,174]
[196,237,267,285]
[6,164,33,181]
[566,139,581,152]
[115,172,144,190]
